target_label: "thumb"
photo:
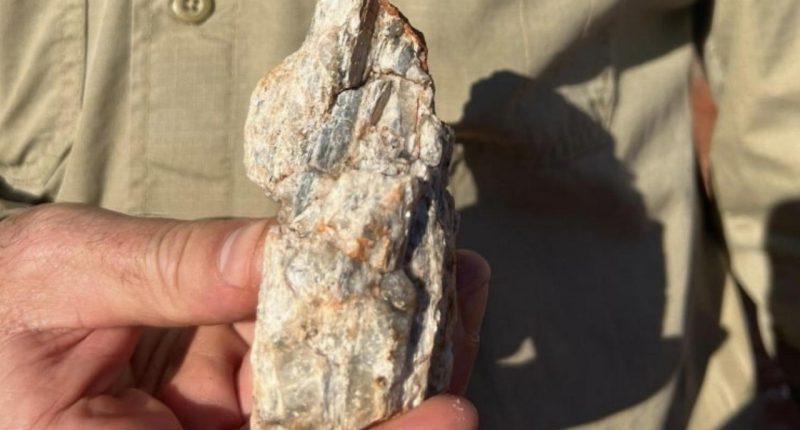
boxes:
[0,204,271,330]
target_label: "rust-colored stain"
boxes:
[378,0,429,72]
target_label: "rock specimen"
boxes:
[243,0,457,428]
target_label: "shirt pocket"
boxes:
[0,1,85,202]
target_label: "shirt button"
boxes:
[170,0,214,24]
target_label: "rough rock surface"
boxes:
[243,0,457,428]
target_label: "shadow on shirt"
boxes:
[721,200,800,428]
[454,69,727,429]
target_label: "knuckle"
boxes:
[146,222,193,318]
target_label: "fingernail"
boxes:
[219,221,269,288]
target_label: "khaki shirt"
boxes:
[2,1,799,428]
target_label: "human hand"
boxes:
[0,204,490,429]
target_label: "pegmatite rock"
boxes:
[243,0,458,429]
